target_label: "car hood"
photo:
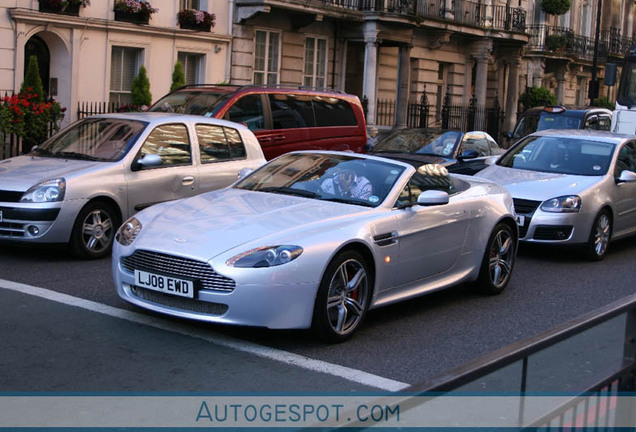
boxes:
[0,156,101,191]
[369,152,454,167]
[134,188,369,260]
[477,165,602,200]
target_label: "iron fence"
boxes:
[77,101,126,119]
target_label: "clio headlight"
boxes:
[541,195,581,213]
[227,245,303,268]
[116,217,142,246]
[20,178,66,203]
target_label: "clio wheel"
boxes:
[70,202,119,260]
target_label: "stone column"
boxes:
[394,44,412,129]
[504,57,521,134]
[472,40,492,130]
[362,24,380,130]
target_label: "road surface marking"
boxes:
[0,278,409,392]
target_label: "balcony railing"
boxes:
[280,0,527,32]
[528,25,635,61]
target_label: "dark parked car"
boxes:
[508,106,612,142]
[148,85,367,160]
[369,129,504,175]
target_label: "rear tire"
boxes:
[476,222,516,295]
[311,250,372,343]
[584,209,611,261]
[70,202,119,260]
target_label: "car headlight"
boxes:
[20,178,66,203]
[541,195,581,213]
[115,217,142,246]
[227,245,303,268]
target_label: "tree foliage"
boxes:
[171,61,185,91]
[20,55,45,103]
[519,86,557,110]
[131,65,152,106]
[541,0,571,15]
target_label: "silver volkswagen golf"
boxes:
[0,113,266,258]
[477,130,636,260]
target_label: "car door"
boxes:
[393,171,470,286]
[195,123,255,192]
[125,122,199,215]
[612,142,636,235]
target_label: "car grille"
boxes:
[130,285,228,315]
[513,198,541,214]
[0,190,23,203]
[0,221,26,237]
[533,225,573,241]
[121,250,236,292]
[513,199,542,240]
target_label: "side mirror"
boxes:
[416,190,449,206]
[459,149,479,159]
[618,170,636,183]
[133,153,161,171]
[238,167,253,179]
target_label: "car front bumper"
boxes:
[516,209,596,245]
[112,251,320,330]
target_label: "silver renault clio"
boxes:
[0,113,266,258]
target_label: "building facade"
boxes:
[1,0,634,137]
[1,0,231,126]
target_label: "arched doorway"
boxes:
[24,35,50,96]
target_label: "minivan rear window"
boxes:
[314,97,357,127]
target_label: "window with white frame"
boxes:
[178,52,203,85]
[110,46,142,104]
[254,30,280,85]
[181,0,201,9]
[303,37,327,88]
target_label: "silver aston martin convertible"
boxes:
[112,151,518,341]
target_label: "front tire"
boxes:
[70,202,119,259]
[312,251,372,343]
[476,222,516,295]
[584,209,611,261]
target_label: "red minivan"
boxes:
[149,85,368,160]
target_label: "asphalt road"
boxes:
[1,238,635,392]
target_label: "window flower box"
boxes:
[114,0,157,25]
[38,0,89,16]
[177,9,215,32]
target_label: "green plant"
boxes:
[541,0,571,15]
[545,33,569,52]
[171,61,185,91]
[593,96,615,110]
[519,86,557,110]
[131,65,152,107]
[20,56,45,103]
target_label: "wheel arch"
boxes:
[323,241,377,295]
[80,196,123,226]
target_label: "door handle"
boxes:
[182,176,195,186]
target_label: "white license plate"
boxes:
[515,215,526,226]
[134,270,194,298]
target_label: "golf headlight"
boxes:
[116,217,142,246]
[20,178,66,203]
[541,195,581,213]
[227,245,303,268]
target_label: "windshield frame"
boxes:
[371,129,463,157]
[497,135,615,176]
[32,117,148,162]
[234,153,407,207]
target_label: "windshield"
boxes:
[148,90,232,116]
[32,117,147,161]
[498,136,614,176]
[234,153,405,207]
[617,58,636,108]
[372,130,462,157]
[513,113,583,139]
